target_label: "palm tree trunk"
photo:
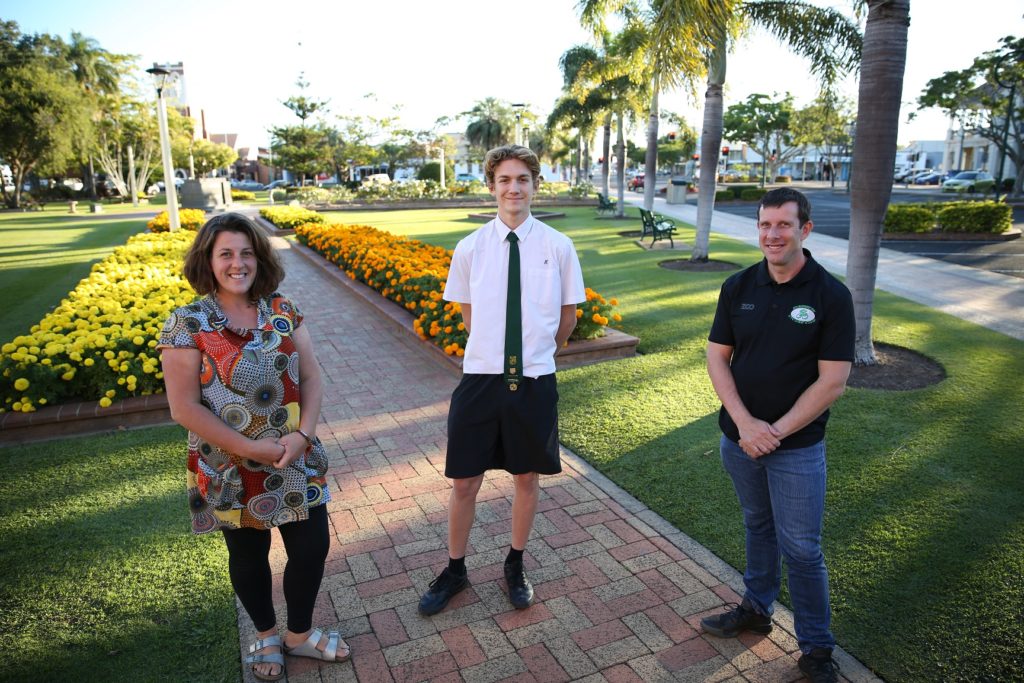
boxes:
[692,39,727,262]
[847,0,910,365]
[643,74,660,211]
[602,113,612,198]
[615,111,626,218]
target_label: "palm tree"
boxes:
[846,0,910,365]
[64,32,123,200]
[561,28,650,217]
[462,98,514,159]
[579,1,711,212]
[634,0,860,260]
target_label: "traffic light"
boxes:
[692,154,700,160]
[721,146,729,155]
[668,132,677,141]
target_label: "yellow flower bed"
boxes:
[295,218,623,356]
[259,206,325,231]
[0,231,198,412]
[146,208,206,233]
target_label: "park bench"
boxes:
[596,192,618,216]
[638,208,677,247]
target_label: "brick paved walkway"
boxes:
[238,237,877,682]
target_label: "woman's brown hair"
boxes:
[182,213,284,300]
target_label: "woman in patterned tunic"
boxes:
[159,213,348,681]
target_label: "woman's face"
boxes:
[210,230,257,298]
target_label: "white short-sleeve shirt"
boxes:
[443,215,586,377]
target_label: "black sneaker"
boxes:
[700,599,773,638]
[503,560,534,609]
[798,648,839,683]
[417,568,469,616]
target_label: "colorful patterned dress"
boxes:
[158,293,330,534]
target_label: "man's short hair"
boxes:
[182,212,284,300]
[484,144,542,188]
[757,187,812,226]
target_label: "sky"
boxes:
[4,1,1022,155]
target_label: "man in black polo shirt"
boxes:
[701,187,854,683]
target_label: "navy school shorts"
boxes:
[444,373,562,479]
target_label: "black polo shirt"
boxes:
[708,249,854,449]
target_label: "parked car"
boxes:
[235,180,264,191]
[718,169,743,182]
[901,169,933,184]
[913,172,943,185]
[942,171,995,194]
[628,173,645,191]
[455,173,481,183]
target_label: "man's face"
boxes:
[489,158,536,219]
[757,201,811,270]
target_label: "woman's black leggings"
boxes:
[221,504,330,633]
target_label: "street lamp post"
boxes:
[511,103,526,146]
[146,66,180,232]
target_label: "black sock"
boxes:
[505,547,524,565]
[447,556,466,576]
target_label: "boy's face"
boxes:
[489,158,536,220]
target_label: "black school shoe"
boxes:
[798,648,839,683]
[418,568,469,616]
[700,599,773,637]
[503,560,534,609]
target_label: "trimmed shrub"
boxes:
[740,188,768,201]
[567,181,594,199]
[731,184,758,198]
[271,189,287,202]
[774,175,792,183]
[937,201,1012,234]
[715,190,735,202]
[146,208,206,232]
[884,204,937,233]
[417,161,456,183]
[231,190,256,201]
[259,206,325,230]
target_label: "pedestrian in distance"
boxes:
[417,145,586,616]
[159,213,349,681]
[701,188,855,683]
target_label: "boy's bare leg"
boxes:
[448,474,484,557]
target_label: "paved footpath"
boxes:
[239,235,880,682]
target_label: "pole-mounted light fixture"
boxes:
[146,65,181,231]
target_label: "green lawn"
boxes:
[0,426,239,683]
[324,206,1024,682]
[0,208,152,337]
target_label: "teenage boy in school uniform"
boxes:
[418,144,586,615]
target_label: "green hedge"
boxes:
[884,204,938,233]
[774,175,792,183]
[938,201,1012,234]
[883,201,1011,234]
[740,188,768,201]
[715,190,735,202]
[731,184,758,198]
[258,206,325,230]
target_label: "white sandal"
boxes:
[284,627,351,663]
[245,635,285,681]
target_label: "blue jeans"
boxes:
[721,435,835,653]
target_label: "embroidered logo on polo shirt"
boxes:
[741,303,755,311]
[789,305,816,324]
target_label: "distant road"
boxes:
[612,176,1024,280]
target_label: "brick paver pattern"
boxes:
[235,237,859,682]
